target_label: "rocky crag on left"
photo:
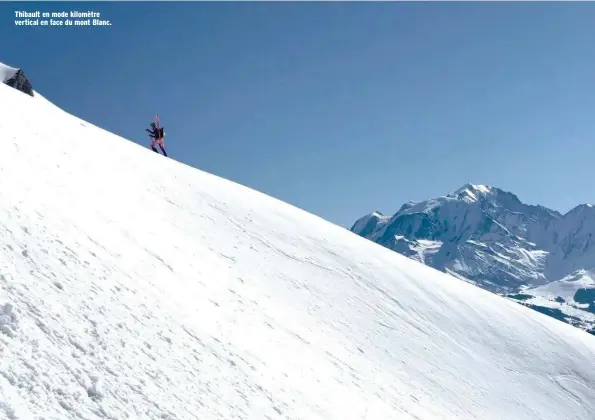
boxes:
[0,62,34,97]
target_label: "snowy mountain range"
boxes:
[2,62,595,418]
[351,184,595,334]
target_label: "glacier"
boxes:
[1,72,595,419]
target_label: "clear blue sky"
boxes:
[3,2,595,227]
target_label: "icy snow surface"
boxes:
[1,81,595,419]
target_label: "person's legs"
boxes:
[150,138,159,153]
[159,144,168,157]
[158,138,167,156]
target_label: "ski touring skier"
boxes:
[146,115,167,157]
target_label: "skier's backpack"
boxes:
[159,127,165,138]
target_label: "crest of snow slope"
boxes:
[1,84,595,420]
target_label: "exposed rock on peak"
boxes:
[1,62,34,97]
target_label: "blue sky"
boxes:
[3,2,595,227]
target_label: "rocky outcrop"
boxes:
[4,69,34,97]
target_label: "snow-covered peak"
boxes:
[352,181,594,294]
[447,185,545,219]
[451,183,494,202]
[349,210,389,237]
[564,203,595,217]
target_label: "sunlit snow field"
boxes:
[1,79,595,419]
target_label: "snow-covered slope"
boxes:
[529,270,595,301]
[351,184,595,333]
[2,81,595,420]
